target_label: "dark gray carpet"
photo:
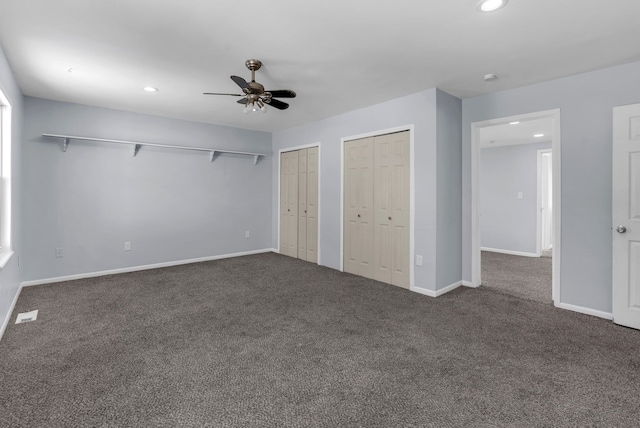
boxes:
[481,251,552,304]
[1,252,639,427]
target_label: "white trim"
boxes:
[0,250,14,269]
[276,143,322,265]
[462,280,475,288]
[410,285,437,297]
[555,302,613,320]
[21,248,274,287]
[339,125,415,288]
[0,85,13,259]
[0,282,23,342]
[411,280,462,298]
[481,247,539,258]
[471,109,561,305]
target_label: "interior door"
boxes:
[344,138,374,278]
[373,135,394,284]
[613,103,640,330]
[306,147,319,263]
[374,131,410,288]
[298,149,308,260]
[279,152,289,255]
[279,151,299,258]
[286,151,299,257]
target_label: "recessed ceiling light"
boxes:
[477,0,508,12]
[509,121,520,125]
[483,74,498,82]
[143,86,159,92]
[534,133,545,138]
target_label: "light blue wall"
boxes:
[463,60,640,313]
[480,141,551,254]
[0,46,23,330]
[436,90,462,290]
[272,88,460,292]
[21,98,272,281]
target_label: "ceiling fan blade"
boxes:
[203,92,242,96]
[267,90,296,98]
[230,75,249,89]
[265,98,289,110]
[236,98,248,105]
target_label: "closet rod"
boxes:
[42,133,268,164]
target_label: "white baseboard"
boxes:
[410,285,436,297]
[411,280,462,298]
[21,248,275,287]
[462,280,475,288]
[556,302,613,320]
[0,282,23,342]
[481,247,539,258]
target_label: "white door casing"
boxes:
[612,103,640,330]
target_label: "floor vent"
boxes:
[15,310,38,324]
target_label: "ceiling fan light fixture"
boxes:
[477,0,508,13]
[205,60,294,113]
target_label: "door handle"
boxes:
[616,225,627,234]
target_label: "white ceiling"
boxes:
[1,0,639,132]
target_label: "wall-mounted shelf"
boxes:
[42,134,268,165]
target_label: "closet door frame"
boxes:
[340,125,415,288]
[277,143,322,265]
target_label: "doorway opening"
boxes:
[471,109,561,304]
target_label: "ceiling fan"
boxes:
[203,59,296,113]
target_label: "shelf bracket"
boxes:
[209,151,218,162]
[253,155,259,165]
[133,144,142,157]
[62,138,69,153]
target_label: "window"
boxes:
[0,86,13,268]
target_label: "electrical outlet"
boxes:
[517,192,523,199]
[245,230,250,239]
[55,248,63,258]
[124,241,131,251]
[416,255,423,266]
